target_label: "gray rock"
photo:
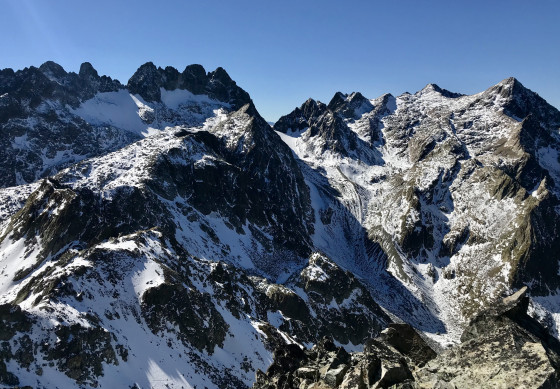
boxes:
[415,287,560,389]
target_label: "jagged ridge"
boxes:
[1,63,560,389]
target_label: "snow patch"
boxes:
[71,90,149,135]
[131,259,166,299]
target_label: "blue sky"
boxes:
[1,0,559,121]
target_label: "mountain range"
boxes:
[1,61,560,388]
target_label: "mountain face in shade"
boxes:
[1,61,560,388]
[253,288,560,388]
[126,62,251,109]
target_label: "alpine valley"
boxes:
[1,61,560,388]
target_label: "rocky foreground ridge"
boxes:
[1,61,560,388]
[254,287,560,389]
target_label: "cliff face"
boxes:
[1,62,560,388]
[0,62,388,388]
[275,78,560,338]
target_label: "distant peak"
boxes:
[79,62,99,78]
[163,65,179,76]
[500,76,520,87]
[182,64,206,78]
[421,83,440,92]
[178,64,208,95]
[127,62,165,102]
[330,91,347,101]
[486,77,528,99]
[206,67,251,109]
[39,61,67,79]
[348,91,366,101]
[327,91,349,111]
[328,91,369,108]
[138,61,158,71]
[274,97,327,133]
[300,97,327,117]
[128,61,162,82]
[39,60,64,71]
[210,67,233,83]
[496,77,531,97]
[377,93,397,112]
[381,92,394,100]
[333,91,347,99]
[327,90,374,119]
[302,97,319,108]
[486,77,560,123]
[420,83,463,98]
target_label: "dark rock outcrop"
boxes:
[273,91,389,161]
[0,61,130,188]
[273,98,327,134]
[253,324,434,389]
[255,253,391,348]
[127,62,252,109]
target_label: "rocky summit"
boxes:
[0,61,560,388]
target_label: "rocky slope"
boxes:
[0,62,390,388]
[274,79,560,343]
[254,287,560,389]
[0,61,131,188]
[0,61,251,188]
[1,61,560,388]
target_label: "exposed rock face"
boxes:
[0,62,135,188]
[377,324,437,368]
[256,253,391,347]
[44,324,118,386]
[274,92,386,162]
[0,62,337,388]
[0,61,122,109]
[0,229,390,388]
[274,98,328,133]
[0,61,253,188]
[0,304,33,387]
[254,288,560,389]
[127,61,251,109]
[253,324,435,389]
[2,61,560,389]
[0,65,388,386]
[415,287,560,388]
[274,77,560,337]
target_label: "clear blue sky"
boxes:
[1,0,559,121]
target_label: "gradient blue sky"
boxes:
[1,0,559,121]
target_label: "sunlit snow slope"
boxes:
[2,60,560,388]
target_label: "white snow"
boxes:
[70,88,230,138]
[301,263,329,282]
[275,128,306,152]
[271,82,557,345]
[71,90,150,135]
[3,77,560,388]
[131,259,166,299]
[0,236,42,298]
[12,134,31,150]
